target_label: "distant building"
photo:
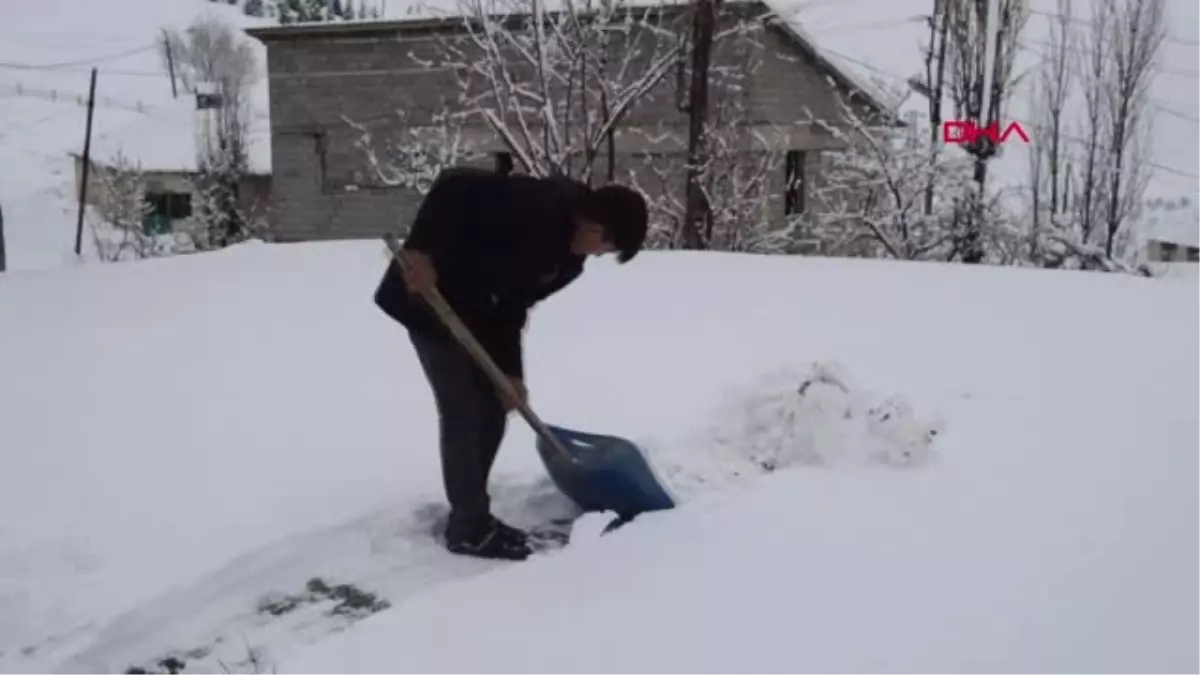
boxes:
[68,95,272,245]
[71,154,272,239]
[1145,237,1199,263]
[1140,196,1199,278]
[244,0,897,248]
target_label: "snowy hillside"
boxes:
[0,0,270,272]
[0,242,1195,672]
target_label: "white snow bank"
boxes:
[1,242,1196,673]
[646,360,944,500]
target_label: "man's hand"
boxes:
[399,249,437,295]
[499,376,527,411]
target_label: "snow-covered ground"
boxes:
[1,241,1195,673]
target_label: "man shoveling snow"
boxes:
[373,167,649,561]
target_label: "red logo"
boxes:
[942,121,1030,145]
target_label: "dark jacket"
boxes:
[375,168,588,378]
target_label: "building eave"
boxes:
[243,0,899,125]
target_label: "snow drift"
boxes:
[644,360,944,501]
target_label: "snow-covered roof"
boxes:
[248,0,900,115]
[759,1,910,113]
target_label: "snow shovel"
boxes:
[383,234,675,520]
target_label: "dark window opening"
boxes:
[495,152,514,176]
[1187,246,1199,262]
[1160,241,1178,260]
[143,191,192,235]
[784,150,806,215]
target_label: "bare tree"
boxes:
[628,14,796,253]
[347,109,487,194]
[1042,0,1165,268]
[1100,0,1165,257]
[160,15,260,248]
[1073,0,1111,244]
[351,0,782,252]
[944,0,1029,262]
[1026,0,1073,258]
[1042,0,1073,217]
[407,0,691,182]
[807,100,978,260]
[1046,0,1075,218]
[630,140,793,253]
[914,0,955,217]
[86,152,172,262]
[1026,112,1044,258]
[629,31,793,252]
[181,170,271,250]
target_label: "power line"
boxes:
[818,46,905,86]
[0,83,163,116]
[0,43,158,71]
[801,5,1198,50]
[0,63,168,78]
[1026,7,1199,48]
[0,26,159,41]
[807,15,926,34]
[1016,36,1199,78]
[1152,102,1199,123]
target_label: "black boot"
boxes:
[444,514,532,561]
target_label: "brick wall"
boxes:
[252,2,877,243]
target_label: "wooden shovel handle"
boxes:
[382,234,577,465]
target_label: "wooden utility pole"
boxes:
[681,0,717,249]
[1,195,7,273]
[74,68,98,257]
[163,29,178,99]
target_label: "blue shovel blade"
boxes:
[536,424,676,519]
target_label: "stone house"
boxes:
[72,154,272,241]
[245,0,896,249]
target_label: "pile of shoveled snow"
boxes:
[643,361,944,501]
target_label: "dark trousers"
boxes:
[409,331,508,526]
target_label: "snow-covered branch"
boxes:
[348,0,791,253]
[1097,0,1165,258]
[423,0,692,182]
[86,153,173,261]
[344,109,485,195]
[944,0,1030,262]
[623,23,797,253]
[162,14,261,249]
[1018,0,1167,271]
[802,99,977,261]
